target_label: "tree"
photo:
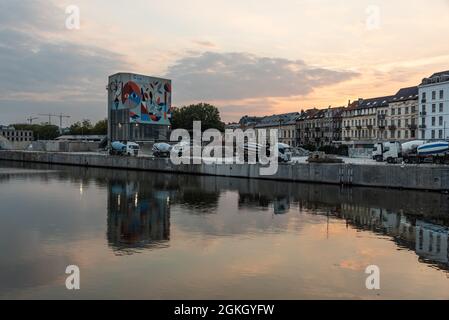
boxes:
[171,103,225,132]
[69,119,94,135]
[92,119,107,135]
[12,123,60,140]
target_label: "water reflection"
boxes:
[107,180,171,254]
[1,160,449,298]
[338,205,449,270]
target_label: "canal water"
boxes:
[1,160,449,299]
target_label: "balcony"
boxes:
[408,124,418,130]
[315,127,321,132]
[388,125,397,130]
[367,125,373,129]
[345,126,351,130]
[420,111,427,116]
[378,125,386,129]
[419,124,426,129]
[305,128,310,132]
[356,125,362,129]
[344,137,351,141]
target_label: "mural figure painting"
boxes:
[110,74,172,126]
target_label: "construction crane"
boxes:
[27,116,38,124]
[38,113,71,128]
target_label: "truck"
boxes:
[152,142,172,158]
[403,141,449,164]
[372,141,402,163]
[372,140,449,164]
[110,141,140,156]
[242,142,292,163]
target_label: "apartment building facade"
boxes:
[342,96,392,143]
[387,86,419,141]
[254,112,300,146]
[296,109,319,146]
[322,107,345,144]
[418,70,449,140]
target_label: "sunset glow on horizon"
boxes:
[1,0,449,123]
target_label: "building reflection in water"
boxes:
[107,180,171,255]
[238,193,290,215]
[339,204,449,270]
[14,160,447,269]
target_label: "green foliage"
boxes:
[92,119,108,135]
[12,124,60,140]
[171,103,225,132]
[11,118,108,140]
[69,119,107,135]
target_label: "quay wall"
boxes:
[0,150,448,191]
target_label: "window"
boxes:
[440,90,444,99]
[432,117,436,126]
[432,104,436,113]
[397,131,401,139]
[405,130,409,138]
[391,108,395,115]
[422,92,426,100]
[411,105,416,113]
[440,116,443,126]
[405,107,409,114]
[422,105,426,112]
[440,103,444,112]
[432,130,435,139]
[432,91,436,100]
[439,130,443,139]
[398,119,401,127]
[398,108,402,115]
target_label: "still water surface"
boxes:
[1,161,449,299]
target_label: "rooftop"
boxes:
[254,112,301,128]
[357,95,393,109]
[421,70,449,86]
[390,86,419,102]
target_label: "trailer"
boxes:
[403,141,449,164]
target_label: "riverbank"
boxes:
[0,150,448,191]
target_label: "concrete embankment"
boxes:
[0,150,448,191]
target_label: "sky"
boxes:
[1,0,449,125]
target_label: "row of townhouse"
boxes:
[343,70,449,143]
[297,107,344,147]
[253,112,300,146]
[234,69,449,147]
[342,86,419,143]
[235,107,344,147]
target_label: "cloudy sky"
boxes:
[1,0,449,125]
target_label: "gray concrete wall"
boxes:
[28,141,99,152]
[0,150,448,191]
[0,136,31,150]
[349,147,373,158]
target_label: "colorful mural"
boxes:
[109,74,172,126]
